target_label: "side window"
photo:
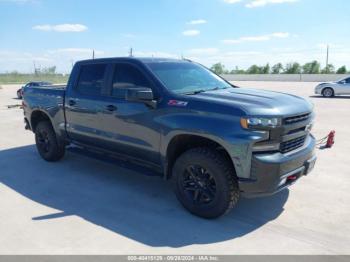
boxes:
[111,64,151,99]
[345,77,350,84]
[76,64,107,96]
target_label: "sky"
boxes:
[0,0,349,73]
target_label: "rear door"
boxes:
[65,62,113,147]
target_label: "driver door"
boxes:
[98,62,161,165]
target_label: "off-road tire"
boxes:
[172,147,240,219]
[35,121,65,162]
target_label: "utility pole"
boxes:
[326,45,329,70]
[92,50,95,60]
[129,47,133,57]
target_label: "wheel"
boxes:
[35,121,65,161]
[322,87,334,97]
[172,147,240,219]
[17,90,22,99]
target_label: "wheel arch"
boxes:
[30,110,54,133]
[321,86,335,95]
[163,134,236,180]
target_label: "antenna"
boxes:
[129,47,133,57]
[92,50,95,59]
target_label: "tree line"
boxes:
[210,61,349,75]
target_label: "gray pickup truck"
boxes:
[22,57,316,218]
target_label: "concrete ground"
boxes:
[0,82,349,255]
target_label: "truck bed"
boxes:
[23,84,67,137]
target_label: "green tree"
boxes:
[246,65,262,74]
[321,64,335,74]
[271,63,283,74]
[284,62,301,74]
[230,66,246,74]
[210,63,227,75]
[261,63,270,74]
[302,60,320,74]
[336,66,347,74]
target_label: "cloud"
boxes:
[270,32,290,38]
[223,0,242,3]
[182,30,200,36]
[222,32,290,44]
[245,0,298,8]
[223,0,298,8]
[187,19,207,25]
[32,24,88,32]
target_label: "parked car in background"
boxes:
[17,81,52,99]
[314,76,350,97]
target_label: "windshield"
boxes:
[146,62,232,94]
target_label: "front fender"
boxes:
[156,111,268,179]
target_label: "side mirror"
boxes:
[126,87,154,101]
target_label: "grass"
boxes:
[0,73,69,85]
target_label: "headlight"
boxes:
[240,117,281,129]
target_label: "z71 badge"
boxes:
[167,100,188,107]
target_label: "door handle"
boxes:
[105,105,117,112]
[68,99,76,106]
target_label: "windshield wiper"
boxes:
[184,89,207,95]
[184,86,230,95]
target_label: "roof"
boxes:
[77,57,190,65]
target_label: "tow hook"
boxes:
[316,130,335,149]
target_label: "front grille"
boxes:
[280,136,307,153]
[284,113,310,125]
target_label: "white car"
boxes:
[315,76,350,97]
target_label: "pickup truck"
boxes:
[23,57,317,218]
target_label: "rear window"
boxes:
[76,64,107,96]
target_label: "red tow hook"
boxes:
[287,175,298,182]
[325,130,335,148]
[316,130,335,149]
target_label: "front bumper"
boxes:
[239,135,316,197]
[315,85,324,94]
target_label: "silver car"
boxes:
[315,76,350,97]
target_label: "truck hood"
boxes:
[193,88,313,116]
